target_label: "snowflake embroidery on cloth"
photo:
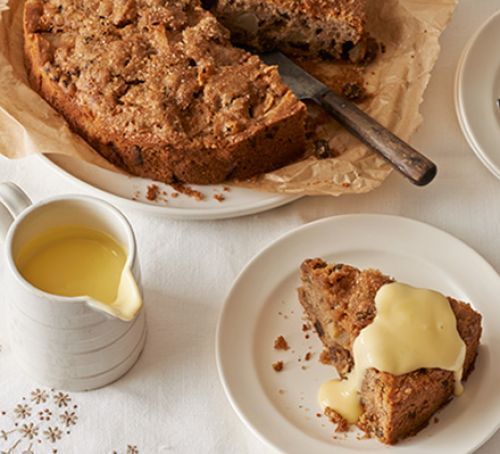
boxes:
[43,426,62,443]
[1,389,139,453]
[19,423,38,440]
[53,393,71,408]
[14,405,32,420]
[30,389,48,405]
[59,411,77,427]
[0,389,79,453]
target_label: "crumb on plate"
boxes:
[274,335,289,351]
[146,184,160,201]
[272,361,284,372]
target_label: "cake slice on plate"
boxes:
[298,258,482,444]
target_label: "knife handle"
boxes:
[313,90,437,186]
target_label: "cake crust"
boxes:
[23,0,307,184]
[298,258,482,444]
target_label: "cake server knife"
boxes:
[261,52,437,186]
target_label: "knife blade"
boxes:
[261,52,437,186]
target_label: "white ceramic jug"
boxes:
[0,182,146,391]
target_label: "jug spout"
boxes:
[86,267,142,321]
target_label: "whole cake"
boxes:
[298,259,482,444]
[23,0,307,184]
[206,0,375,63]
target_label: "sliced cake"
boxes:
[23,0,307,184]
[298,258,482,444]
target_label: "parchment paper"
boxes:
[0,0,457,196]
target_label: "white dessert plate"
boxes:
[216,214,500,453]
[455,9,500,180]
[40,154,301,220]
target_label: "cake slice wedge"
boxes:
[298,258,482,444]
[205,0,377,63]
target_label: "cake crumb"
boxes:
[304,352,312,361]
[274,335,289,351]
[316,413,322,418]
[171,183,205,201]
[213,193,225,202]
[313,139,333,159]
[319,350,332,365]
[272,361,284,372]
[146,184,160,201]
[171,192,179,198]
[342,82,366,101]
[223,186,231,192]
[326,408,350,433]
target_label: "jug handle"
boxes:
[0,182,32,240]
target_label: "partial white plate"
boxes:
[455,10,500,180]
[40,154,301,220]
[217,214,500,453]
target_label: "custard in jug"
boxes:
[16,225,141,321]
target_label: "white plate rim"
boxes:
[454,9,500,180]
[38,154,302,220]
[216,214,500,453]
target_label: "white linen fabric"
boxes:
[0,0,499,452]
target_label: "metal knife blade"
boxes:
[260,52,328,100]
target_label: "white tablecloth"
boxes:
[1,1,499,452]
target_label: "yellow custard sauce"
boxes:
[17,226,127,304]
[319,282,466,424]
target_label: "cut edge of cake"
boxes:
[207,0,378,63]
